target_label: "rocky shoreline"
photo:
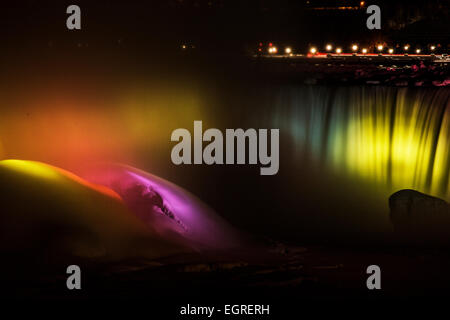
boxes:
[252,56,450,87]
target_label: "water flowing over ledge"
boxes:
[271,86,450,200]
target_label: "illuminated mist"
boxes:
[1,82,449,238]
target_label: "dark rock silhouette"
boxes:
[389,189,450,242]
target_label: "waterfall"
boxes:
[272,86,450,200]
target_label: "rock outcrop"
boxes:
[389,189,450,241]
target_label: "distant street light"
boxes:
[388,48,394,54]
[285,47,292,54]
[326,44,332,51]
[362,48,368,54]
[336,48,342,54]
[352,45,358,51]
[416,48,421,54]
[404,45,409,51]
[430,45,436,51]
[310,47,317,54]
[377,45,383,51]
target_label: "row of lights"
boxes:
[310,44,437,55]
[264,43,440,56]
[267,46,293,54]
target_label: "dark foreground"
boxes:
[5,241,450,313]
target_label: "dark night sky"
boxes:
[1,0,448,55]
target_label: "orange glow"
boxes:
[0,85,209,173]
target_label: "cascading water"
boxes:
[1,83,448,239]
[271,86,450,201]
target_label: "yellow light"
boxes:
[388,48,394,54]
[326,44,332,51]
[336,48,342,54]
[352,45,358,51]
[431,45,436,51]
[272,47,278,53]
[377,45,383,51]
[310,47,317,54]
[360,1,365,6]
[0,160,60,181]
[285,47,292,54]
[416,49,421,54]
[362,48,367,54]
[281,90,450,201]
[404,45,409,51]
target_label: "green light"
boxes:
[276,87,450,200]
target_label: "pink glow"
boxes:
[81,164,243,251]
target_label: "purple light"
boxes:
[81,164,242,251]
